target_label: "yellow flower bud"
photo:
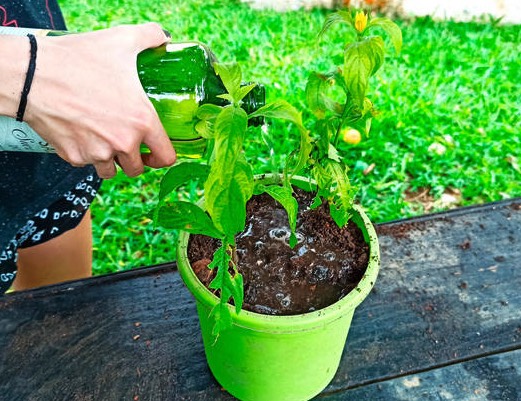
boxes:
[354,11,368,33]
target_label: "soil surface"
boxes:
[188,190,369,315]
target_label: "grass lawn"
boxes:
[60,0,521,275]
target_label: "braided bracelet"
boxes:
[16,33,38,122]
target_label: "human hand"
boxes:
[23,23,177,178]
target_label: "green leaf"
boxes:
[313,119,333,156]
[195,120,213,139]
[209,302,232,337]
[195,104,223,138]
[158,163,210,203]
[249,100,313,177]
[324,160,355,227]
[260,183,299,248]
[155,201,223,238]
[208,244,244,333]
[328,143,341,162]
[344,36,384,107]
[235,83,257,103]
[332,70,350,95]
[207,172,253,241]
[365,117,372,136]
[214,62,242,102]
[310,194,322,210]
[204,106,248,181]
[207,245,234,333]
[318,10,355,41]
[292,127,314,178]
[205,158,253,241]
[366,17,403,54]
[208,244,230,272]
[229,272,244,314]
[249,99,304,127]
[204,107,252,239]
[311,162,331,196]
[217,93,234,102]
[310,158,354,227]
[306,73,327,119]
[210,106,248,181]
[196,104,223,120]
[233,157,255,201]
[305,72,343,119]
[362,97,374,115]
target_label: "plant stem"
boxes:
[332,99,351,147]
[230,245,239,266]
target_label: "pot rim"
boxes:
[176,176,380,333]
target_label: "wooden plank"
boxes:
[322,349,521,401]
[327,199,521,393]
[0,199,520,400]
[0,264,225,401]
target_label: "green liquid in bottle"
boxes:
[137,42,265,158]
[0,27,266,157]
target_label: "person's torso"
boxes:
[1,0,65,30]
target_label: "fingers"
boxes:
[124,23,177,170]
[141,129,177,169]
[115,152,144,177]
[33,22,176,178]
[94,144,174,178]
[132,22,171,51]
[94,160,117,179]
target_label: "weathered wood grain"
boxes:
[321,349,521,400]
[327,199,521,394]
[0,199,519,400]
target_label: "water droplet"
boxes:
[254,241,264,250]
[275,293,284,301]
[298,245,308,256]
[311,265,329,283]
[238,222,253,238]
[295,232,305,243]
[324,251,336,261]
[269,228,289,241]
[254,305,278,315]
[281,295,291,308]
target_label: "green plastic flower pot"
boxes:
[176,179,380,401]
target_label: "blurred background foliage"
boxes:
[60,0,521,275]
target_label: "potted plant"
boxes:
[154,9,401,401]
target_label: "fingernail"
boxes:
[162,29,171,39]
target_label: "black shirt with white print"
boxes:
[0,1,101,292]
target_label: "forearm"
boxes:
[0,35,30,119]
[0,24,175,178]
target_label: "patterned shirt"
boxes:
[0,0,98,252]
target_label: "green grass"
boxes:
[59,0,521,275]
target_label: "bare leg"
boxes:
[12,210,93,291]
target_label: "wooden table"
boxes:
[1,199,520,400]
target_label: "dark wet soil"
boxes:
[509,202,521,211]
[188,190,369,315]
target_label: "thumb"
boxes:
[133,22,171,51]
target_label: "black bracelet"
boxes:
[16,33,38,122]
